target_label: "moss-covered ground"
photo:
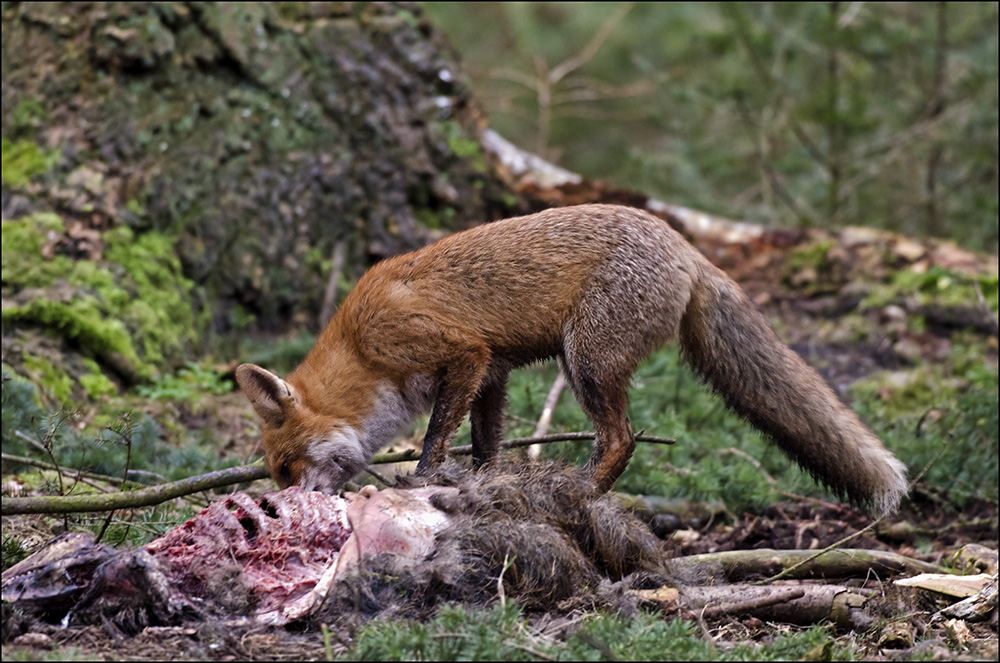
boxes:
[3,213,996,660]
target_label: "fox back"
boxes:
[237,204,906,515]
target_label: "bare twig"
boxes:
[371,431,676,465]
[758,519,884,584]
[718,447,777,486]
[493,3,634,156]
[13,429,48,455]
[361,466,392,487]
[909,432,953,489]
[95,416,135,544]
[497,552,512,610]
[2,453,149,488]
[527,370,567,460]
[1,464,269,516]
[3,431,676,515]
[548,3,633,84]
[35,413,73,498]
[717,447,845,511]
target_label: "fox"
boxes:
[236,204,907,516]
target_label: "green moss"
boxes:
[863,266,999,313]
[1,214,201,378]
[21,354,75,408]
[4,297,144,373]
[439,120,487,171]
[105,226,199,364]
[784,239,835,276]
[1,214,69,287]
[80,359,118,399]
[0,137,58,188]
[137,362,233,402]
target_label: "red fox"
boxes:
[237,204,907,516]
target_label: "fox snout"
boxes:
[296,431,368,494]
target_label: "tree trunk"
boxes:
[2,2,520,331]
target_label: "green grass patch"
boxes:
[850,343,998,507]
[346,601,852,661]
[2,367,235,488]
[137,362,233,402]
[490,347,827,513]
[466,336,997,513]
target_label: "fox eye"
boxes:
[279,460,292,486]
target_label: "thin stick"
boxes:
[2,453,151,488]
[909,431,952,489]
[527,370,567,460]
[758,518,883,584]
[3,432,677,515]
[361,466,392,487]
[371,431,676,465]
[685,587,806,620]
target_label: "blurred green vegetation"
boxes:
[1,368,234,487]
[425,2,999,252]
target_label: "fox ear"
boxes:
[235,363,295,428]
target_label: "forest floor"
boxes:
[3,201,998,661]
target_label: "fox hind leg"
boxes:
[560,351,636,493]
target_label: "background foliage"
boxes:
[426,2,999,251]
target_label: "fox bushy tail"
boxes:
[679,268,907,517]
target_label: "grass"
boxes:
[344,601,853,661]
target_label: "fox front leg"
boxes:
[415,348,490,473]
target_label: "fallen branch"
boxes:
[760,518,882,584]
[669,548,946,584]
[3,432,674,515]
[679,585,807,620]
[371,431,676,464]
[679,584,876,630]
[1,465,268,516]
[527,370,567,461]
[933,574,999,622]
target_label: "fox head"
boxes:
[235,363,368,493]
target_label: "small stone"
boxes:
[13,633,53,649]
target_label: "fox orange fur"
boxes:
[237,204,907,516]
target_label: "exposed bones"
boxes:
[2,464,668,633]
